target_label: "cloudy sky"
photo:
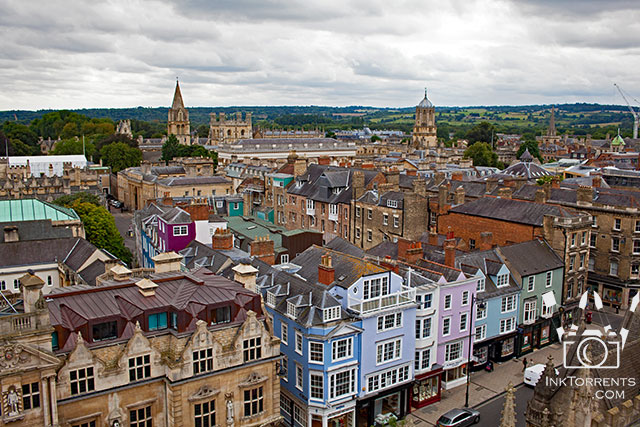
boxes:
[1,0,639,110]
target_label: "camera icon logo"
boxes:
[557,290,636,370]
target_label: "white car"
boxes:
[524,363,558,386]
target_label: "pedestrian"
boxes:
[522,357,528,372]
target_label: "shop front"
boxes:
[356,384,411,427]
[516,316,558,357]
[307,400,356,427]
[410,366,442,408]
[441,360,467,390]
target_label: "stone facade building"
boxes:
[352,176,429,250]
[41,258,282,427]
[209,112,253,145]
[168,80,191,145]
[117,157,232,210]
[412,90,438,149]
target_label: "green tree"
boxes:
[54,195,132,265]
[54,192,102,206]
[463,142,499,167]
[465,121,497,145]
[101,142,142,172]
[51,138,95,156]
[161,134,181,162]
[370,135,382,142]
[516,139,543,162]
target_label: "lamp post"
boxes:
[464,294,485,408]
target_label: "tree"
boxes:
[101,142,142,173]
[54,195,132,265]
[51,138,95,156]
[161,134,181,162]
[54,192,102,206]
[516,139,543,162]
[370,135,382,142]
[465,121,497,145]
[463,142,499,167]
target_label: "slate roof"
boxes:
[456,249,520,299]
[0,220,74,242]
[288,164,380,204]
[160,207,192,224]
[180,240,250,273]
[325,237,365,258]
[157,176,230,187]
[449,197,585,226]
[292,245,386,289]
[497,240,563,276]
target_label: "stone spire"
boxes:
[548,106,557,137]
[500,382,517,427]
[171,79,185,110]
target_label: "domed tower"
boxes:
[168,79,191,145]
[412,88,438,149]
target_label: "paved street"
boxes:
[476,384,533,427]
[407,343,564,426]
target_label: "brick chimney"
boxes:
[591,173,602,188]
[453,186,465,205]
[318,254,335,285]
[20,271,44,313]
[251,236,275,265]
[534,189,546,204]
[380,256,399,273]
[182,202,210,221]
[451,172,464,181]
[398,238,423,264]
[428,226,438,246]
[444,229,456,268]
[3,225,19,242]
[497,187,512,199]
[353,170,365,200]
[212,228,233,250]
[438,183,449,213]
[318,156,330,165]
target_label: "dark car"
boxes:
[436,408,480,427]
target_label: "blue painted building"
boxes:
[263,265,362,427]
[457,250,521,368]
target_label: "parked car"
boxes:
[110,200,123,208]
[524,363,559,387]
[436,408,480,427]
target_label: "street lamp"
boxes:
[464,294,486,408]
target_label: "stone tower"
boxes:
[168,80,191,145]
[412,88,438,149]
[548,106,557,137]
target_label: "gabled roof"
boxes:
[292,245,386,289]
[160,206,192,224]
[449,197,585,226]
[497,240,563,277]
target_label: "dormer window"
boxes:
[387,200,398,208]
[496,274,509,287]
[287,301,297,318]
[332,187,342,195]
[477,278,485,292]
[323,306,341,322]
[266,292,276,307]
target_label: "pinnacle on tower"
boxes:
[171,79,185,110]
[548,106,557,137]
[500,382,517,427]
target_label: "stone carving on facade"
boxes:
[239,371,268,387]
[0,343,31,369]
[188,385,220,402]
[107,393,125,427]
[225,392,235,426]
[2,385,24,422]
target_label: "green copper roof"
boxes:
[0,199,80,222]
[611,133,625,146]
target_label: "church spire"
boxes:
[500,382,517,427]
[171,79,185,110]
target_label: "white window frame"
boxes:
[329,367,356,400]
[461,291,469,306]
[527,276,535,292]
[266,292,276,308]
[281,323,288,345]
[445,341,463,362]
[309,372,324,400]
[474,324,487,342]
[309,341,323,364]
[415,317,432,339]
[476,305,487,320]
[295,363,303,390]
[323,306,341,322]
[387,199,398,208]
[500,317,516,334]
[459,312,468,332]
[377,312,403,332]
[295,330,303,355]
[173,225,188,236]
[501,295,516,313]
[496,274,509,287]
[546,271,553,287]
[442,317,451,336]
[444,294,452,310]
[524,299,537,324]
[376,338,402,365]
[476,278,485,292]
[332,337,353,362]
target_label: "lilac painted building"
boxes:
[157,207,196,252]
[414,259,478,390]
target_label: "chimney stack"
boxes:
[497,187,513,199]
[3,225,19,243]
[576,186,593,205]
[212,228,234,250]
[233,262,259,292]
[318,254,335,285]
[479,232,493,251]
[591,173,602,188]
[251,236,276,265]
[428,226,439,246]
[534,189,547,204]
[453,186,465,205]
[152,251,184,273]
[19,271,45,313]
[444,229,456,268]
[398,238,423,264]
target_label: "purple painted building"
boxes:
[157,207,196,252]
[414,258,478,390]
